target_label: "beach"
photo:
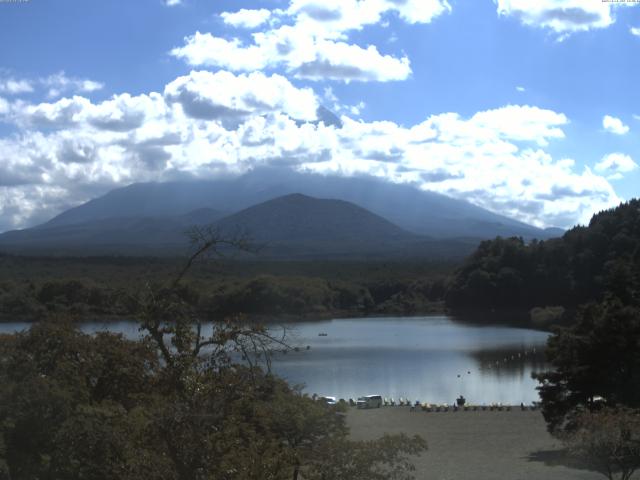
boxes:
[347,407,602,480]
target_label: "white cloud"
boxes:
[0,78,34,95]
[302,110,615,228]
[631,26,640,36]
[349,101,365,116]
[171,29,411,82]
[164,0,182,6]
[0,73,103,101]
[19,96,86,128]
[390,0,452,24]
[516,86,525,92]
[0,97,8,115]
[320,87,363,116]
[86,93,167,132]
[171,32,270,71]
[0,71,620,233]
[495,0,635,37]
[171,0,449,82]
[221,8,271,29]
[287,0,450,36]
[293,40,411,81]
[0,185,71,232]
[469,105,567,146]
[595,153,638,179]
[42,72,104,99]
[164,70,318,122]
[602,115,629,135]
[323,87,338,104]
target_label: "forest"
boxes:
[0,255,451,322]
[2,201,640,479]
[441,200,640,457]
[0,243,429,479]
[445,199,640,326]
[3,200,640,330]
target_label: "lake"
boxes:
[0,316,549,405]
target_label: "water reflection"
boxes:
[0,316,549,404]
[268,316,549,404]
[472,346,547,377]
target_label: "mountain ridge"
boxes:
[37,168,561,240]
[0,193,478,259]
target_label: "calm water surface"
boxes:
[1,316,549,404]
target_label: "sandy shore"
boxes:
[347,407,602,480]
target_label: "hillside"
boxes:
[445,199,640,323]
[0,208,226,255]
[216,193,416,252]
[0,193,480,259]
[36,168,560,240]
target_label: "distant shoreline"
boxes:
[0,311,553,337]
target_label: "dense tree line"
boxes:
[445,199,640,324]
[535,300,640,433]
[0,272,448,322]
[440,199,640,475]
[531,298,640,480]
[513,201,640,478]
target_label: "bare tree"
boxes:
[134,226,288,388]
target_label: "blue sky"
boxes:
[0,0,638,232]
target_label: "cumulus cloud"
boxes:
[0,135,48,187]
[469,105,567,146]
[602,115,629,135]
[595,153,638,180]
[294,41,410,81]
[495,0,634,37]
[164,0,182,6]
[303,114,616,228]
[171,0,449,82]
[171,32,270,71]
[0,71,621,233]
[221,8,271,29]
[631,26,640,36]
[319,87,364,117]
[41,71,104,99]
[0,78,34,95]
[0,97,9,116]
[0,71,323,225]
[0,72,103,102]
[0,185,72,233]
[286,0,450,36]
[18,96,92,128]
[86,93,154,132]
[171,30,411,82]
[164,70,318,123]
[389,0,452,24]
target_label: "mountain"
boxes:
[214,193,419,257]
[0,208,226,255]
[0,168,563,258]
[38,168,560,240]
[0,194,479,259]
